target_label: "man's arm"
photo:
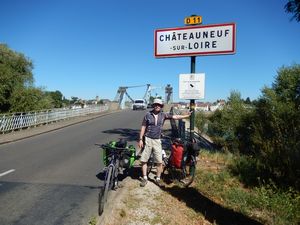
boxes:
[138,125,146,148]
[172,112,191,120]
[139,125,146,140]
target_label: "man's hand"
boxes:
[138,139,144,149]
[173,111,192,120]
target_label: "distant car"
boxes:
[132,99,147,110]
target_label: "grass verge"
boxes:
[196,150,300,225]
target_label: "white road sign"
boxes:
[179,73,205,99]
[155,23,236,58]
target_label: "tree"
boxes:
[285,0,300,22]
[0,44,69,112]
[62,96,70,107]
[9,87,53,112]
[207,90,252,152]
[0,44,34,112]
[237,64,300,188]
[273,64,300,107]
[70,96,79,104]
[46,90,64,108]
[195,111,207,134]
[244,97,251,105]
[205,64,300,189]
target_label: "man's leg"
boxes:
[156,163,162,178]
[141,161,148,177]
[140,138,152,187]
[154,162,164,187]
[140,161,148,187]
[152,139,164,187]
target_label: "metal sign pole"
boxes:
[186,15,201,142]
[190,56,196,141]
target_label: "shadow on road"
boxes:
[102,128,140,142]
[162,186,263,225]
[96,165,141,182]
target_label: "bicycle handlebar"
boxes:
[99,144,133,157]
[95,143,130,150]
[161,134,184,144]
[161,133,197,144]
[100,144,128,150]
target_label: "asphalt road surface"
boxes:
[0,110,145,225]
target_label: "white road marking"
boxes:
[0,169,15,177]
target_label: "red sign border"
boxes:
[154,23,236,58]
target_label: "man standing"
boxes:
[138,98,191,187]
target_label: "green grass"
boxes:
[88,216,97,225]
[195,150,300,225]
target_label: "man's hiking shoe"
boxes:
[140,178,148,187]
[155,179,165,187]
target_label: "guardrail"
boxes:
[0,105,109,133]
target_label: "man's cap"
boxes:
[152,98,164,107]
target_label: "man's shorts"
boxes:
[140,136,162,164]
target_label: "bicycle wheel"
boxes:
[98,166,113,215]
[148,152,168,177]
[146,156,154,176]
[161,159,175,185]
[180,155,196,187]
[113,159,120,190]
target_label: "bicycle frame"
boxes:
[98,145,135,215]
[103,150,120,190]
[98,144,131,215]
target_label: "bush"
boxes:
[228,155,262,186]
[239,65,300,189]
[197,151,300,225]
[195,111,207,134]
[206,91,253,152]
[204,64,300,190]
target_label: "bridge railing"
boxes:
[0,105,109,133]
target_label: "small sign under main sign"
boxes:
[179,73,205,100]
[184,16,202,25]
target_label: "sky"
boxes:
[1,0,299,103]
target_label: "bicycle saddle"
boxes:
[116,139,127,148]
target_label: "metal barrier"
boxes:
[0,105,109,133]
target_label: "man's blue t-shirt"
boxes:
[142,111,173,139]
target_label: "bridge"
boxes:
[0,84,173,133]
[114,84,173,109]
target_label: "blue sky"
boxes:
[1,0,299,103]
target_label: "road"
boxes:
[0,110,145,225]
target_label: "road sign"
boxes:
[154,23,236,58]
[179,73,205,99]
[184,15,202,25]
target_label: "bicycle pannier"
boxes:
[102,141,116,166]
[170,142,184,168]
[128,145,136,167]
